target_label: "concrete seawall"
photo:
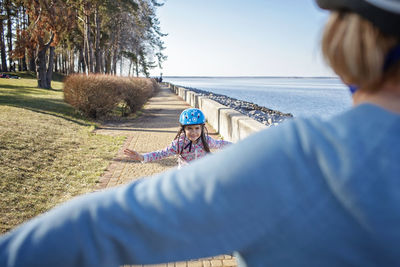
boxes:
[166,82,267,142]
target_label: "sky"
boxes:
[150,0,335,77]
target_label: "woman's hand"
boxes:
[124,148,144,161]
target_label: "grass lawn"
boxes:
[0,74,125,233]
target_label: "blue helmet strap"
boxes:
[348,84,359,94]
[348,44,400,94]
[183,137,201,152]
[184,141,192,152]
[383,44,400,71]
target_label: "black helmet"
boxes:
[316,0,400,37]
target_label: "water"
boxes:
[163,76,352,119]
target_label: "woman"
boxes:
[1,0,399,266]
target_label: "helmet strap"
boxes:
[348,44,400,95]
[348,84,359,94]
[184,140,192,152]
[383,44,400,71]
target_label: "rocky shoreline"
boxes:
[183,86,293,126]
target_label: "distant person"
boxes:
[124,108,231,168]
[1,0,400,266]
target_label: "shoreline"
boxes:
[180,86,293,126]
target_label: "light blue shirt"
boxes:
[1,104,399,267]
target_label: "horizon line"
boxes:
[162,75,339,79]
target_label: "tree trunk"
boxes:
[78,49,81,73]
[0,19,7,72]
[100,49,105,73]
[61,52,65,74]
[45,46,55,89]
[36,48,48,88]
[112,42,118,75]
[29,52,36,72]
[36,34,54,89]
[79,47,86,73]
[110,20,119,75]
[69,49,75,74]
[112,49,117,75]
[94,5,101,73]
[54,54,58,73]
[0,3,7,72]
[16,6,22,71]
[22,55,27,71]
[20,6,27,71]
[62,51,66,74]
[119,57,123,76]
[128,60,132,76]
[6,0,13,71]
[84,26,88,74]
[105,49,111,74]
[85,12,94,73]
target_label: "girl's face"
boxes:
[184,124,202,143]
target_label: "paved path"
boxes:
[95,86,238,267]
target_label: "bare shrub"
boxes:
[120,77,159,115]
[63,74,160,118]
[63,74,121,118]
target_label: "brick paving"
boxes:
[94,86,238,267]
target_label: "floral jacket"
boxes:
[143,135,231,165]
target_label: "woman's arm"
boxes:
[1,120,339,267]
[0,127,286,266]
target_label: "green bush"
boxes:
[63,74,159,118]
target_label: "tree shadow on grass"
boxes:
[0,83,61,92]
[97,128,178,134]
[99,108,184,129]
[0,94,93,127]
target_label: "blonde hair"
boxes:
[322,12,400,92]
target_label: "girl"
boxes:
[124,108,231,167]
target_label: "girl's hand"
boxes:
[123,149,144,161]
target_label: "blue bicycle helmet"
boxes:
[179,108,206,125]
